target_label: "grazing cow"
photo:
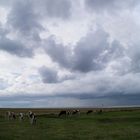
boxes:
[28,111,34,119]
[67,110,71,115]
[30,113,37,125]
[72,109,80,115]
[28,111,36,125]
[12,112,16,119]
[6,111,16,120]
[58,110,67,117]
[86,110,93,115]
[6,111,11,120]
[19,113,24,121]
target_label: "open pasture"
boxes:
[0,108,140,140]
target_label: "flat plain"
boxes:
[0,108,140,140]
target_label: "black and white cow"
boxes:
[19,113,24,121]
[72,109,80,115]
[28,111,36,125]
[28,111,34,119]
[30,113,36,125]
[6,111,16,120]
[6,111,11,120]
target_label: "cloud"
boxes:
[72,29,110,72]
[44,36,71,68]
[38,66,75,83]
[0,0,14,7]
[0,0,140,107]
[127,44,140,73]
[38,0,72,19]
[7,0,43,39]
[85,0,139,14]
[0,78,9,90]
[39,66,58,83]
[0,36,33,57]
[0,24,33,57]
[44,28,125,72]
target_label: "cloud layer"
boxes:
[0,0,140,107]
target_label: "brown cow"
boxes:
[58,110,67,117]
[86,110,93,115]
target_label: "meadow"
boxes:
[0,108,140,140]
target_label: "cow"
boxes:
[6,111,16,120]
[19,113,24,121]
[58,110,67,117]
[67,110,71,115]
[28,111,34,119]
[72,109,80,115]
[86,110,93,115]
[6,111,11,120]
[28,111,37,125]
[30,113,36,125]
[11,112,16,120]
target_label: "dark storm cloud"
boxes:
[85,0,139,13]
[39,66,58,83]
[7,0,43,39]
[0,36,33,57]
[44,29,125,72]
[38,0,72,19]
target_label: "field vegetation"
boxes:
[0,108,140,140]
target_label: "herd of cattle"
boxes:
[5,109,103,125]
[5,111,37,125]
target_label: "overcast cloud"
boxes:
[0,0,140,107]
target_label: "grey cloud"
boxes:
[72,29,110,72]
[0,0,14,7]
[86,0,117,12]
[1,70,140,107]
[38,66,75,83]
[1,0,140,108]
[85,0,139,13]
[0,23,33,57]
[7,0,43,39]
[44,37,71,68]
[0,25,8,37]
[89,72,140,98]
[39,0,72,19]
[0,36,33,57]
[60,74,75,81]
[108,40,125,58]
[39,66,58,83]
[1,92,140,107]
[127,44,140,73]
[100,40,126,71]
[44,29,125,73]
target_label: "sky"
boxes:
[0,0,140,107]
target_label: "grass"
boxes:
[0,109,140,140]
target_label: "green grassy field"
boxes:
[0,109,140,140]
